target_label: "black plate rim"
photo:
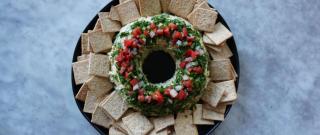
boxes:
[71,1,240,134]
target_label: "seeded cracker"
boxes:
[201,82,225,107]
[88,30,112,53]
[193,104,214,125]
[75,82,90,102]
[91,106,114,128]
[139,0,161,17]
[122,112,154,135]
[169,0,196,18]
[209,59,234,81]
[116,0,141,25]
[174,110,198,135]
[205,22,233,45]
[72,60,90,85]
[187,8,217,32]
[100,91,128,120]
[88,53,110,78]
[160,0,171,12]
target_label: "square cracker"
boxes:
[75,82,90,102]
[100,16,121,32]
[100,91,128,120]
[139,0,161,17]
[208,42,233,60]
[174,110,198,135]
[122,112,154,135]
[218,80,237,102]
[116,0,141,25]
[194,1,211,10]
[93,19,102,31]
[86,76,113,97]
[72,60,90,85]
[91,106,114,128]
[201,82,225,107]
[202,107,225,121]
[88,53,110,78]
[203,34,215,45]
[83,91,106,113]
[113,110,136,134]
[77,54,90,61]
[193,104,214,125]
[169,0,196,18]
[88,30,112,53]
[109,6,121,21]
[81,33,90,54]
[209,59,234,81]
[205,22,233,45]
[187,8,217,32]
[151,115,174,132]
[203,103,227,114]
[109,126,126,135]
[160,0,171,12]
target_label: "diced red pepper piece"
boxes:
[156,29,164,36]
[150,22,157,29]
[183,80,192,88]
[182,27,188,37]
[187,36,195,42]
[168,23,177,31]
[138,95,145,102]
[132,27,142,38]
[191,51,199,59]
[192,66,203,74]
[163,27,170,37]
[130,79,139,86]
[177,90,187,100]
[173,31,182,40]
[124,39,134,48]
[152,90,164,104]
[179,61,187,68]
[144,30,149,37]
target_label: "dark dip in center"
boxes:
[142,51,176,83]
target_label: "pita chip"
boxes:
[160,0,171,12]
[194,1,211,10]
[209,59,234,81]
[205,22,233,45]
[86,76,113,97]
[88,53,110,78]
[203,103,227,114]
[77,54,90,61]
[83,91,106,113]
[109,6,121,21]
[93,19,102,31]
[81,33,90,54]
[122,112,154,135]
[201,82,225,107]
[202,107,225,121]
[193,104,214,125]
[139,0,161,17]
[88,30,112,53]
[116,0,141,25]
[187,8,217,32]
[151,115,174,132]
[91,106,114,128]
[100,91,128,120]
[109,126,126,135]
[208,42,233,60]
[169,0,196,18]
[218,80,237,102]
[75,82,90,102]
[174,110,198,135]
[100,16,121,33]
[72,60,90,85]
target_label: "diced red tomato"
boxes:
[164,88,171,96]
[163,27,170,37]
[182,27,188,37]
[187,36,195,42]
[152,90,164,104]
[116,54,124,62]
[124,39,134,48]
[150,22,157,29]
[185,50,193,56]
[191,51,199,59]
[156,29,164,36]
[132,27,142,38]
[138,95,145,102]
[177,90,187,100]
[130,79,139,86]
[179,61,187,68]
[192,66,203,74]
[183,80,192,88]
[168,23,177,31]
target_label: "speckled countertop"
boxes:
[0,0,319,135]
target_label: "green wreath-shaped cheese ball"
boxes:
[109,14,209,116]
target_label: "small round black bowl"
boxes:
[71,1,239,134]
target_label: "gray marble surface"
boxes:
[0,0,319,135]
